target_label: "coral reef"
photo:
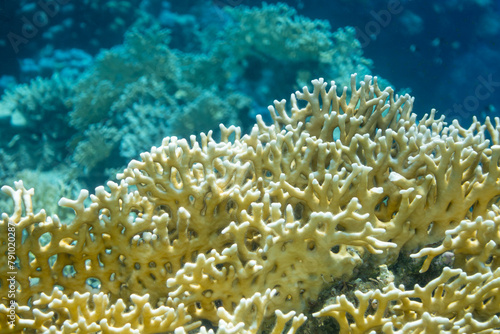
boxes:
[223,3,335,63]
[1,75,499,333]
[0,73,75,178]
[0,3,375,192]
[217,3,375,104]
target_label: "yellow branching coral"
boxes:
[1,75,500,333]
[412,204,500,274]
[315,266,500,333]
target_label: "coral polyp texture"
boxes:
[1,75,500,333]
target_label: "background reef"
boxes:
[0,0,377,212]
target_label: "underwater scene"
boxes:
[0,0,500,333]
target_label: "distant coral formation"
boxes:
[2,75,499,333]
[0,3,374,209]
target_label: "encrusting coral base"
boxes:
[1,75,500,333]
